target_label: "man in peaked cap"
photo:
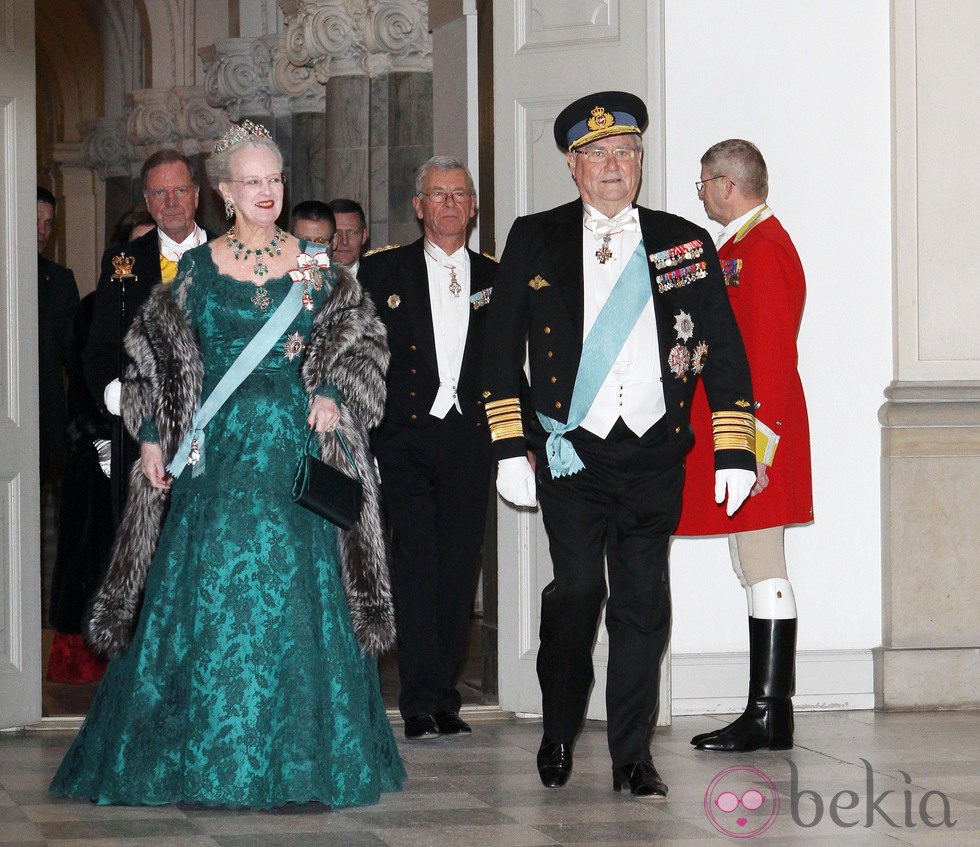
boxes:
[482,92,757,797]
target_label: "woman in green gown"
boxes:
[50,122,405,809]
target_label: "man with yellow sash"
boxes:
[482,92,757,798]
[84,150,210,522]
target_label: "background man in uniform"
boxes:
[359,156,496,740]
[36,186,80,625]
[84,149,209,521]
[676,138,813,753]
[289,200,335,248]
[482,92,756,797]
[326,198,369,274]
[37,186,80,485]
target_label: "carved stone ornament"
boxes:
[124,86,229,158]
[127,88,180,149]
[84,117,130,178]
[285,0,431,83]
[80,85,230,172]
[200,35,326,119]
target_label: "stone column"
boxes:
[284,0,432,247]
[875,2,980,710]
[877,384,980,709]
[49,145,102,296]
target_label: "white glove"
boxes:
[714,468,756,517]
[103,379,122,416]
[496,457,537,507]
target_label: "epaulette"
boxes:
[481,251,499,263]
[363,244,399,257]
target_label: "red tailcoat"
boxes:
[675,214,813,535]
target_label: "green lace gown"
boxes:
[50,245,405,808]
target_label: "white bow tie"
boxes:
[589,207,640,239]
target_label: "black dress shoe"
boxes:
[433,710,472,735]
[536,737,573,788]
[612,761,668,797]
[404,714,440,740]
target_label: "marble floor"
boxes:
[1,710,976,846]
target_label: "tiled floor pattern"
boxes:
[1,710,976,846]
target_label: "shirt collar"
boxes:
[583,203,639,226]
[424,239,467,264]
[159,224,206,262]
[716,204,769,248]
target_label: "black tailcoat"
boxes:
[84,227,166,401]
[359,237,496,718]
[83,226,211,522]
[49,292,114,632]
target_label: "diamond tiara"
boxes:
[213,119,272,154]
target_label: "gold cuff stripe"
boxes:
[489,422,525,442]
[711,411,756,453]
[485,396,524,442]
[485,398,520,413]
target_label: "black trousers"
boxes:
[535,420,684,768]
[374,412,492,718]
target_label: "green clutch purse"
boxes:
[291,428,363,531]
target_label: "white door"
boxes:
[492,0,670,722]
[0,0,42,730]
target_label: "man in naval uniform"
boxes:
[482,92,757,797]
[84,149,210,522]
[359,156,496,740]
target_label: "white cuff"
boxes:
[103,379,122,416]
[750,578,797,619]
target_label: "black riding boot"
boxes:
[691,617,796,752]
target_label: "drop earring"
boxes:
[224,196,234,219]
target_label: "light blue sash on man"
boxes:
[167,276,306,480]
[536,240,651,477]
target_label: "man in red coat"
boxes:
[675,139,813,752]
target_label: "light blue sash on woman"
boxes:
[536,240,650,477]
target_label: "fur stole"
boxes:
[86,260,395,657]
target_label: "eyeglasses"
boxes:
[226,174,285,190]
[696,175,729,192]
[573,147,639,163]
[418,189,473,204]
